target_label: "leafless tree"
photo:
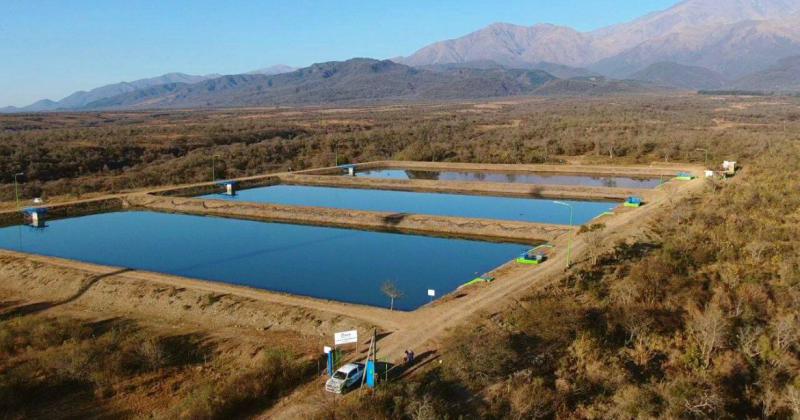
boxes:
[688,304,729,369]
[582,223,606,266]
[381,280,404,311]
[736,325,763,359]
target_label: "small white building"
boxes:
[722,161,737,175]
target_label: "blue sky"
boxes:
[0,0,677,107]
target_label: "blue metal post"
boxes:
[366,360,375,388]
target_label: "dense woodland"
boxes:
[1,95,790,205]
[2,95,800,418]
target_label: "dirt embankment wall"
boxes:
[296,160,700,177]
[0,252,372,336]
[125,194,569,244]
[279,173,639,201]
[0,197,124,228]
[151,176,282,198]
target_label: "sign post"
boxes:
[334,330,358,346]
[332,330,358,371]
[427,289,436,304]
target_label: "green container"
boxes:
[516,258,542,265]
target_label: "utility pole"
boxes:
[13,173,24,210]
[553,201,574,269]
[212,155,220,181]
[695,148,709,167]
[334,142,338,167]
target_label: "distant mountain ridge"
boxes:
[400,0,800,81]
[418,60,599,79]
[5,72,221,113]
[54,73,223,110]
[247,65,298,75]
[6,66,295,113]
[727,55,800,91]
[629,62,728,90]
[3,59,663,113]
[80,59,585,110]
[7,0,800,112]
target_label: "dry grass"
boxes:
[0,309,317,419]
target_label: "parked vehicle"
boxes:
[325,363,365,393]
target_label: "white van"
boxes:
[325,363,365,393]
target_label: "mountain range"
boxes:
[5,0,800,113]
[727,55,800,91]
[401,0,800,81]
[0,67,294,113]
[76,59,641,110]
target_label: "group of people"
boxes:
[403,349,415,365]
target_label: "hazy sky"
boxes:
[0,0,677,107]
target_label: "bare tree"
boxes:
[771,314,799,353]
[582,223,606,266]
[381,280,404,311]
[688,304,728,369]
[736,325,763,359]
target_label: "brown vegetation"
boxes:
[323,121,800,418]
[3,94,800,418]
[3,95,793,206]
[0,311,317,419]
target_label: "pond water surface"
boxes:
[0,211,530,310]
[349,168,663,189]
[200,185,616,225]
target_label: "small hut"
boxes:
[22,207,48,228]
[338,164,358,176]
[215,180,239,196]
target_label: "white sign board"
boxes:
[323,346,332,354]
[427,289,436,297]
[334,330,358,346]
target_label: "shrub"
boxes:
[168,350,314,419]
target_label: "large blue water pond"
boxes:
[201,185,616,225]
[0,211,531,311]
[350,168,663,189]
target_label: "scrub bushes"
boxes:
[329,132,800,417]
[0,316,214,413]
[167,350,315,419]
[3,95,797,204]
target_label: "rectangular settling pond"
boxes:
[349,168,663,189]
[0,211,529,311]
[200,185,616,225]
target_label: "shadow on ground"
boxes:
[0,268,133,320]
